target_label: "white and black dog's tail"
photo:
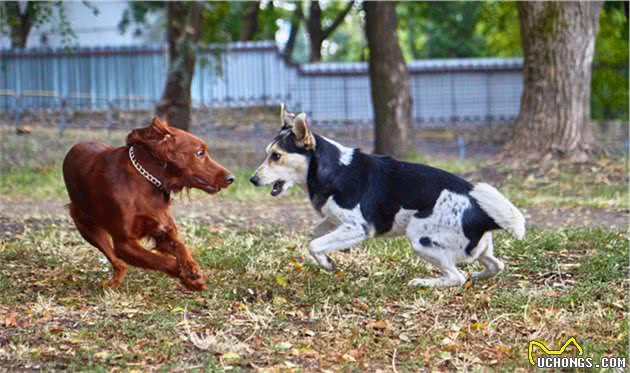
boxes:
[470,183,526,239]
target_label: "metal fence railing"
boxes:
[0,41,524,125]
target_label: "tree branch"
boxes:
[321,0,354,40]
[295,1,305,22]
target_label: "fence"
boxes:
[0,41,524,125]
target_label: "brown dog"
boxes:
[62,117,233,291]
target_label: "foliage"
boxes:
[119,1,282,44]
[475,1,522,57]
[398,1,487,59]
[592,2,629,121]
[0,1,97,47]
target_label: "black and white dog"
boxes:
[250,106,525,288]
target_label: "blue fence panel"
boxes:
[0,41,524,125]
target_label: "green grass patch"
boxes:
[0,165,67,200]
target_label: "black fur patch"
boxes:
[419,237,432,247]
[415,208,433,218]
[272,130,310,155]
[461,199,500,254]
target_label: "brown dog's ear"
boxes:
[150,117,173,137]
[126,117,178,165]
[127,117,173,145]
[292,113,315,149]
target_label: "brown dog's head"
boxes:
[126,117,234,194]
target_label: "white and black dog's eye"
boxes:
[196,149,205,157]
[270,152,281,161]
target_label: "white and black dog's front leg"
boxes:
[308,223,367,271]
[311,217,337,239]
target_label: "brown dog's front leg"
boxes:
[153,230,205,291]
[114,239,205,291]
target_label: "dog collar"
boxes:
[128,146,166,193]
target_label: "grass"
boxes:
[496,158,628,209]
[1,125,627,208]
[0,224,627,371]
[2,155,627,209]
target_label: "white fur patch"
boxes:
[321,136,355,166]
[406,190,473,263]
[320,197,368,228]
[383,208,416,236]
[252,148,308,196]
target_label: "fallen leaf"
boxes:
[275,275,288,288]
[366,320,388,330]
[304,329,316,337]
[4,312,16,327]
[223,352,240,361]
[277,342,292,350]
[273,296,287,305]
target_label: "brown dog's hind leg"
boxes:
[69,205,128,288]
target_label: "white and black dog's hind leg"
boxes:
[470,233,505,281]
[407,236,467,288]
[308,224,367,271]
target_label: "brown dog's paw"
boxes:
[181,276,206,291]
[180,260,203,280]
[102,278,123,289]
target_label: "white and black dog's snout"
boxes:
[250,171,288,197]
[249,174,260,186]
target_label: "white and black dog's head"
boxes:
[249,104,316,196]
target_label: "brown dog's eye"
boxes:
[270,152,281,161]
[196,149,205,157]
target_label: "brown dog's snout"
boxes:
[212,168,233,188]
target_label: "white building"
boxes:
[0,1,162,48]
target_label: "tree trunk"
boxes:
[364,1,413,158]
[155,2,202,130]
[284,3,302,60]
[307,1,323,62]
[239,1,260,41]
[304,1,354,62]
[7,1,33,48]
[502,2,602,162]
[408,20,420,60]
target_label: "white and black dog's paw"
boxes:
[310,253,337,272]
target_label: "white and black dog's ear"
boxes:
[280,103,296,129]
[292,113,315,149]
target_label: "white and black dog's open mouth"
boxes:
[271,180,285,196]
